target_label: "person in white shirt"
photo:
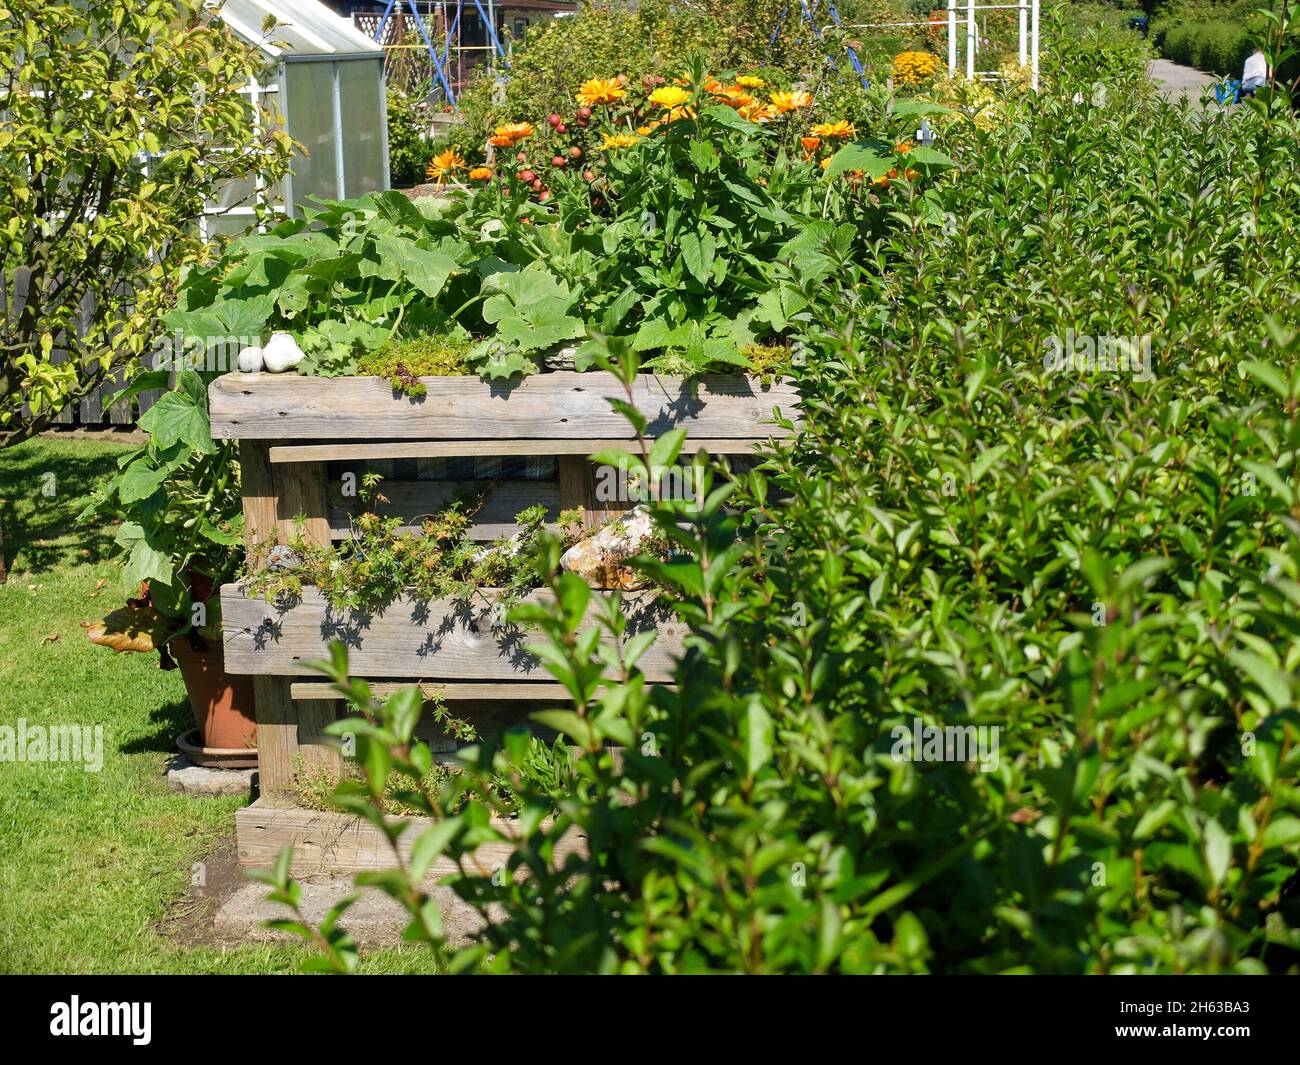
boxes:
[1241,48,1269,96]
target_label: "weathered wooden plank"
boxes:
[210,371,799,441]
[329,479,560,541]
[221,585,685,682]
[236,797,586,880]
[271,437,775,463]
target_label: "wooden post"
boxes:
[275,459,340,778]
[558,455,636,530]
[238,440,298,795]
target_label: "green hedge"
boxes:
[1159,19,1251,75]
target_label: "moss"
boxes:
[358,333,475,396]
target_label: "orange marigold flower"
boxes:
[896,140,914,153]
[488,135,513,147]
[576,78,625,107]
[739,102,776,123]
[811,119,855,139]
[712,85,756,109]
[801,135,821,159]
[735,75,766,89]
[770,89,813,113]
[426,147,465,183]
[469,166,492,180]
[649,85,691,109]
[492,122,534,145]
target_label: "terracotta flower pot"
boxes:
[170,639,256,751]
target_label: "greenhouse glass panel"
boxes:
[285,60,342,204]
[339,59,387,197]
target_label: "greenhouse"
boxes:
[206,0,390,233]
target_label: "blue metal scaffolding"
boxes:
[371,0,511,106]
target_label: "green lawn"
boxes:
[0,436,436,973]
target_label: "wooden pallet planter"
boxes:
[212,370,798,874]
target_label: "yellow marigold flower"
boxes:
[426,147,465,183]
[469,166,492,180]
[599,132,641,151]
[735,75,766,89]
[892,51,940,86]
[636,123,657,136]
[819,157,832,171]
[739,101,777,123]
[649,85,691,109]
[664,105,695,123]
[576,78,625,107]
[810,120,855,139]
[770,89,813,113]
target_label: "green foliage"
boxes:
[1160,18,1253,73]
[80,369,241,642]
[167,69,937,380]
[444,0,801,160]
[265,17,1300,974]
[0,0,295,447]
[244,498,575,615]
[387,84,434,188]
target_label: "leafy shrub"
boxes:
[262,20,1300,975]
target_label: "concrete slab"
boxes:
[214,877,491,948]
[166,755,256,798]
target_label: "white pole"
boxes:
[1030,0,1040,90]
[948,0,957,77]
[966,0,976,79]
[1018,0,1028,68]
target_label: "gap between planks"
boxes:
[269,438,783,463]
[289,681,677,701]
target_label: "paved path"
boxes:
[1148,58,1221,103]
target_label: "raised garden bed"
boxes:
[213,369,800,873]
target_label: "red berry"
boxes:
[516,151,527,163]
[568,146,582,159]
[548,113,561,126]
[539,190,552,202]
[577,106,592,119]
[555,124,567,134]
[552,155,565,167]
[576,117,589,128]
[519,169,535,183]
[531,178,543,191]
[583,169,595,182]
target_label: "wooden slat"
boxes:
[328,479,560,541]
[271,437,774,463]
[221,585,685,682]
[210,371,799,441]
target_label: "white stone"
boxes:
[236,345,264,373]
[261,332,304,373]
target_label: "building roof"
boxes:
[219,0,384,58]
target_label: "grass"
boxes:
[0,436,440,974]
